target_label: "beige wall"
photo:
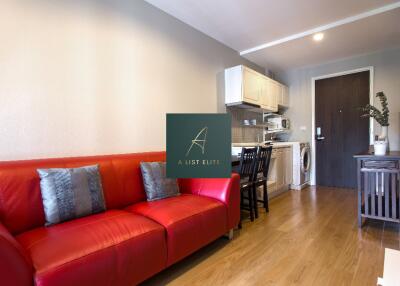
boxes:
[0,0,261,161]
[279,48,400,150]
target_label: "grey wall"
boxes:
[0,0,261,160]
[279,48,400,150]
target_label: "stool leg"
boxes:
[248,187,254,221]
[263,181,269,212]
[253,186,259,218]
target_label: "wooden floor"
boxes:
[142,187,400,286]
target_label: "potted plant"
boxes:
[360,92,389,155]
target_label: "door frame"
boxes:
[310,66,374,185]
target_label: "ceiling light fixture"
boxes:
[313,33,324,41]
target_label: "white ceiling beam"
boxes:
[240,1,400,55]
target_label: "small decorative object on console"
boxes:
[360,91,389,155]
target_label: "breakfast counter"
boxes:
[232,142,294,148]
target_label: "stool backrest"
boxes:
[238,147,258,181]
[253,146,273,180]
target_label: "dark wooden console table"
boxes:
[354,152,400,227]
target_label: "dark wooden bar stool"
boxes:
[253,146,273,216]
[238,147,258,227]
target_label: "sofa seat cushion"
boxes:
[126,194,227,266]
[16,210,167,286]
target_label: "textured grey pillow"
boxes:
[37,165,106,226]
[140,162,180,201]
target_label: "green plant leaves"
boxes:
[360,92,389,126]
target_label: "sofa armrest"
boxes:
[0,223,33,286]
[178,173,240,230]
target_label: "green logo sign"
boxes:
[166,114,231,178]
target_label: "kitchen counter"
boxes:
[232,142,294,149]
[270,142,295,148]
[232,142,264,147]
[232,142,295,166]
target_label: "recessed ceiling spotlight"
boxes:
[313,33,324,41]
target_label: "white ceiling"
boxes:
[144,0,400,71]
[245,8,400,71]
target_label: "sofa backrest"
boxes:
[0,152,166,235]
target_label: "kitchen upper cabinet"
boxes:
[276,83,283,106]
[260,77,278,112]
[269,80,280,107]
[243,68,260,104]
[225,65,285,112]
[277,83,289,108]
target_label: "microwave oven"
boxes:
[267,116,290,131]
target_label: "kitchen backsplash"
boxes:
[227,107,264,143]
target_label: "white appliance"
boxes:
[291,142,311,190]
[266,116,290,132]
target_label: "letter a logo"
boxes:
[185,127,208,157]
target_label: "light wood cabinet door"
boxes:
[272,148,292,190]
[276,83,283,106]
[268,80,278,110]
[278,85,289,107]
[268,149,278,191]
[242,68,261,104]
[275,83,289,107]
[275,82,283,106]
[260,77,277,112]
[275,149,285,190]
[268,148,292,194]
[284,147,293,184]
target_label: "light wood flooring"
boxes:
[142,187,400,286]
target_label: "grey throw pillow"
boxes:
[140,162,180,201]
[37,165,106,226]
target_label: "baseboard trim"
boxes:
[290,182,310,190]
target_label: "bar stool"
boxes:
[238,147,258,227]
[253,146,273,214]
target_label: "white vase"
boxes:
[379,126,389,151]
[379,126,388,139]
[374,141,387,155]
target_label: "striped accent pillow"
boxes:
[37,165,106,226]
[140,162,180,201]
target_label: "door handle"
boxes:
[316,127,325,141]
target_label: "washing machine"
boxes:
[291,142,311,190]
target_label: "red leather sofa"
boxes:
[0,152,240,286]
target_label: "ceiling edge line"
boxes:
[239,1,400,55]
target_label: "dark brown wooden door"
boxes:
[315,71,370,188]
